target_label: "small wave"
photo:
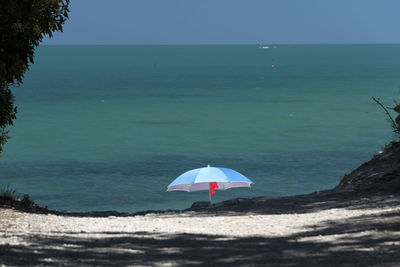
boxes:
[259,46,269,49]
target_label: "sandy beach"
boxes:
[1,183,400,266]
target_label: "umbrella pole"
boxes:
[209,183,212,203]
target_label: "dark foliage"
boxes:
[0,184,46,213]
[0,0,70,155]
[0,183,20,200]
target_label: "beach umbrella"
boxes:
[167,165,254,202]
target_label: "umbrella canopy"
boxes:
[167,165,254,192]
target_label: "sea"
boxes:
[1,44,400,212]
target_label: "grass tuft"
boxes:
[0,184,20,201]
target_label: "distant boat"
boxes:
[259,46,269,49]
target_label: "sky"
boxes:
[43,0,400,45]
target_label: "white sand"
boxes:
[1,206,398,237]
[1,204,400,266]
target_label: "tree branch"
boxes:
[372,97,399,135]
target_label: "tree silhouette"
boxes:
[0,0,70,155]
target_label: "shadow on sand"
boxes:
[1,179,400,266]
[1,208,399,266]
[2,179,400,266]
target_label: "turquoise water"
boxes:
[1,45,400,212]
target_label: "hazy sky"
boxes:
[43,0,400,45]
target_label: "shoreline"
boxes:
[2,175,399,217]
[2,142,400,265]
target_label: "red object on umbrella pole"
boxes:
[209,182,219,202]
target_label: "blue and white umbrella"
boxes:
[167,165,254,201]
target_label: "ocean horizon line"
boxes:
[40,42,400,47]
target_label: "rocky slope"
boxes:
[337,141,400,188]
[188,141,400,213]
